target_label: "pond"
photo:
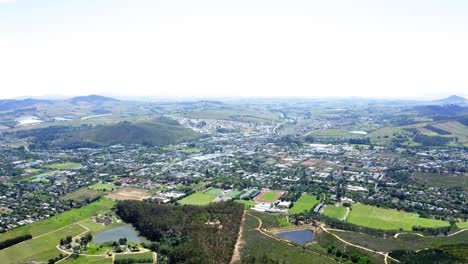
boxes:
[93,225,142,244]
[15,116,43,126]
[349,130,368,135]
[277,229,314,245]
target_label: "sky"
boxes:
[0,0,467,99]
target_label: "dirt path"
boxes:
[447,228,467,236]
[394,232,425,238]
[230,210,246,264]
[321,226,400,263]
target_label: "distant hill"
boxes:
[70,95,119,104]
[414,104,468,116]
[433,95,468,105]
[16,117,202,149]
[0,98,51,111]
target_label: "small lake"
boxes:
[93,225,142,244]
[349,130,367,135]
[15,116,43,126]
[277,229,314,245]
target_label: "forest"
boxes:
[116,201,244,264]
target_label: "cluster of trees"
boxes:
[0,234,32,250]
[389,249,464,264]
[59,235,73,246]
[116,200,244,264]
[294,212,397,237]
[47,254,65,264]
[412,226,452,236]
[327,245,372,264]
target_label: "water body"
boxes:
[93,225,142,244]
[349,130,368,135]
[15,116,43,126]
[277,229,315,244]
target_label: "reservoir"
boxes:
[93,225,142,244]
[277,229,314,244]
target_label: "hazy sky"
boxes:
[0,0,467,99]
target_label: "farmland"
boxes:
[178,192,217,205]
[322,206,348,220]
[114,251,154,263]
[289,194,320,214]
[346,204,450,231]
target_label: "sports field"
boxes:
[204,188,224,196]
[254,191,283,203]
[226,190,242,198]
[178,192,217,205]
[322,206,347,220]
[288,194,319,214]
[45,162,82,170]
[88,183,118,191]
[347,204,450,231]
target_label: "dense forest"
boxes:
[116,201,244,264]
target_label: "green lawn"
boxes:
[178,193,217,205]
[289,195,320,214]
[0,224,86,264]
[0,199,115,242]
[46,162,82,170]
[62,255,112,264]
[456,221,468,229]
[204,188,224,196]
[257,192,281,202]
[347,204,450,231]
[62,188,103,202]
[322,206,347,220]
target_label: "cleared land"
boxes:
[323,206,347,220]
[178,192,217,205]
[347,204,450,231]
[289,194,320,214]
[106,187,151,201]
[414,172,468,190]
[62,188,103,202]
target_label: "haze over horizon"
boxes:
[1,0,467,99]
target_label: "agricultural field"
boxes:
[178,192,217,205]
[106,188,151,201]
[254,191,283,203]
[0,224,86,264]
[62,255,112,264]
[0,199,115,242]
[322,206,348,220]
[289,194,320,214]
[346,204,450,231]
[45,162,83,170]
[204,188,224,196]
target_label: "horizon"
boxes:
[1,0,467,99]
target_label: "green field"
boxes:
[46,162,82,170]
[289,195,320,214]
[0,199,115,242]
[114,251,154,263]
[226,190,242,198]
[456,221,468,229]
[257,192,282,202]
[204,188,224,196]
[62,188,103,201]
[62,255,112,264]
[178,192,217,205]
[322,206,347,220]
[88,183,118,191]
[413,172,468,191]
[30,172,50,182]
[347,204,450,231]
[0,224,86,264]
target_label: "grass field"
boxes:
[0,199,115,242]
[347,204,450,231]
[62,255,112,264]
[322,206,347,220]
[226,190,242,198]
[289,194,320,214]
[0,224,86,264]
[178,192,217,205]
[46,162,82,170]
[114,251,154,263]
[255,191,282,202]
[413,172,468,190]
[456,221,468,229]
[106,188,151,201]
[62,188,103,202]
[88,183,118,191]
[204,188,224,196]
